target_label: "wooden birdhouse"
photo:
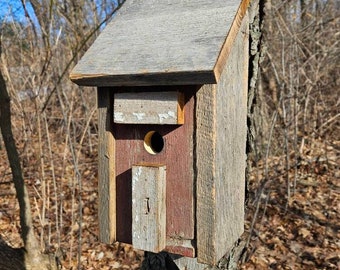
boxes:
[71,0,251,266]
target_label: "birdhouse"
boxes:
[71,0,250,266]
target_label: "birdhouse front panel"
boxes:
[113,86,197,256]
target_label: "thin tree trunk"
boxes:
[0,54,57,270]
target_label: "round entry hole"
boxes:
[144,131,164,155]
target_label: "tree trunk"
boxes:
[0,53,57,270]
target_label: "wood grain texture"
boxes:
[165,238,195,258]
[214,0,251,81]
[114,91,184,125]
[70,0,245,86]
[196,83,217,264]
[196,12,249,265]
[97,88,116,243]
[132,164,166,253]
[172,256,209,270]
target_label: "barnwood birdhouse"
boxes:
[71,0,251,266]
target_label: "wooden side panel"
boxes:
[213,14,249,262]
[114,92,184,125]
[97,88,116,243]
[196,13,249,265]
[132,164,166,253]
[196,83,217,263]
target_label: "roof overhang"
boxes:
[70,0,250,87]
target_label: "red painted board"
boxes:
[165,245,195,258]
[114,88,196,247]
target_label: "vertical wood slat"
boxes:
[97,88,116,243]
[132,164,166,253]
[196,11,249,265]
[196,83,217,263]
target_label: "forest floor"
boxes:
[0,124,339,269]
[241,138,339,269]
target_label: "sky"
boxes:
[0,0,120,25]
[0,0,35,22]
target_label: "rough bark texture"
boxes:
[245,0,264,201]
[0,55,57,270]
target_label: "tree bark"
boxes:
[0,54,57,270]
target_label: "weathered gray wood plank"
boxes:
[113,91,184,125]
[196,11,249,265]
[196,83,217,264]
[70,0,248,86]
[132,164,166,253]
[172,256,210,270]
[213,14,248,264]
[97,88,116,243]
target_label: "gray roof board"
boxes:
[70,0,248,86]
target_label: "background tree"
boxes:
[243,0,339,268]
[0,43,57,269]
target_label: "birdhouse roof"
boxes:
[70,0,249,87]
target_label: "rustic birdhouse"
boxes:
[71,0,251,266]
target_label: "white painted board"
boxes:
[132,164,166,253]
[114,91,184,124]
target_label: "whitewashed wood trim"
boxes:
[114,91,184,125]
[132,164,166,253]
